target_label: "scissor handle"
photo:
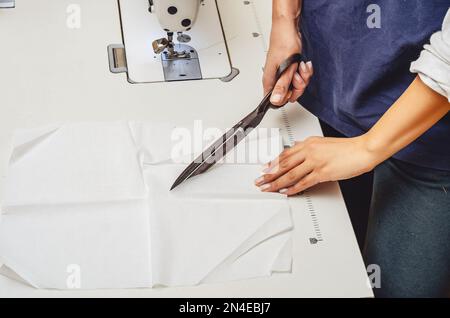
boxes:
[261,53,305,112]
[275,53,305,79]
[240,54,306,130]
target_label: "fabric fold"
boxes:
[0,121,293,289]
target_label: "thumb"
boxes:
[270,63,297,106]
[262,62,278,96]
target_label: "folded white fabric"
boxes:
[0,121,293,289]
[0,122,152,289]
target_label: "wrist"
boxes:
[272,16,299,30]
[269,19,301,49]
[356,134,385,172]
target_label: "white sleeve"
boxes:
[410,8,450,102]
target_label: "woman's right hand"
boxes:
[263,19,313,106]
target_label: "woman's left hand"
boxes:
[255,135,378,196]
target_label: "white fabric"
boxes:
[145,164,292,286]
[0,122,152,289]
[4,122,147,206]
[0,122,293,289]
[411,9,450,101]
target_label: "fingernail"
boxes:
[263,165,276,174]
[294,72,302,82]
[300,61,307,73]
[306,61,313,71]
[279,188,288,194]
[254,176,265,185]
[271,94,282,103]
[259,184,271,191]
[261,163,272,173]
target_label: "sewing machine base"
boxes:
[161,44,202,81]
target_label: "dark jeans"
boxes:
[365,158,450,298]
[320,121,450,298]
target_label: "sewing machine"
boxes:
[0,0,373,297]
[109,0,235,83]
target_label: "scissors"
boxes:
[170,53,305,190]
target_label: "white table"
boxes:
[0,0,373,297]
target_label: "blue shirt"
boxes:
[299,0,450,171]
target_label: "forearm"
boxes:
[272,0,302,24]
[269,0,302,46]
[364,76,450,167]
[264,0,306,100]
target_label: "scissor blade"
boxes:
[170,54,304,191]
[170,124,250,190]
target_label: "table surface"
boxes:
[0,0,373,297]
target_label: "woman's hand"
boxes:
[263,19,313,106]
[255,135,378,195]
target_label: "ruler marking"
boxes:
[305,192,324,243]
